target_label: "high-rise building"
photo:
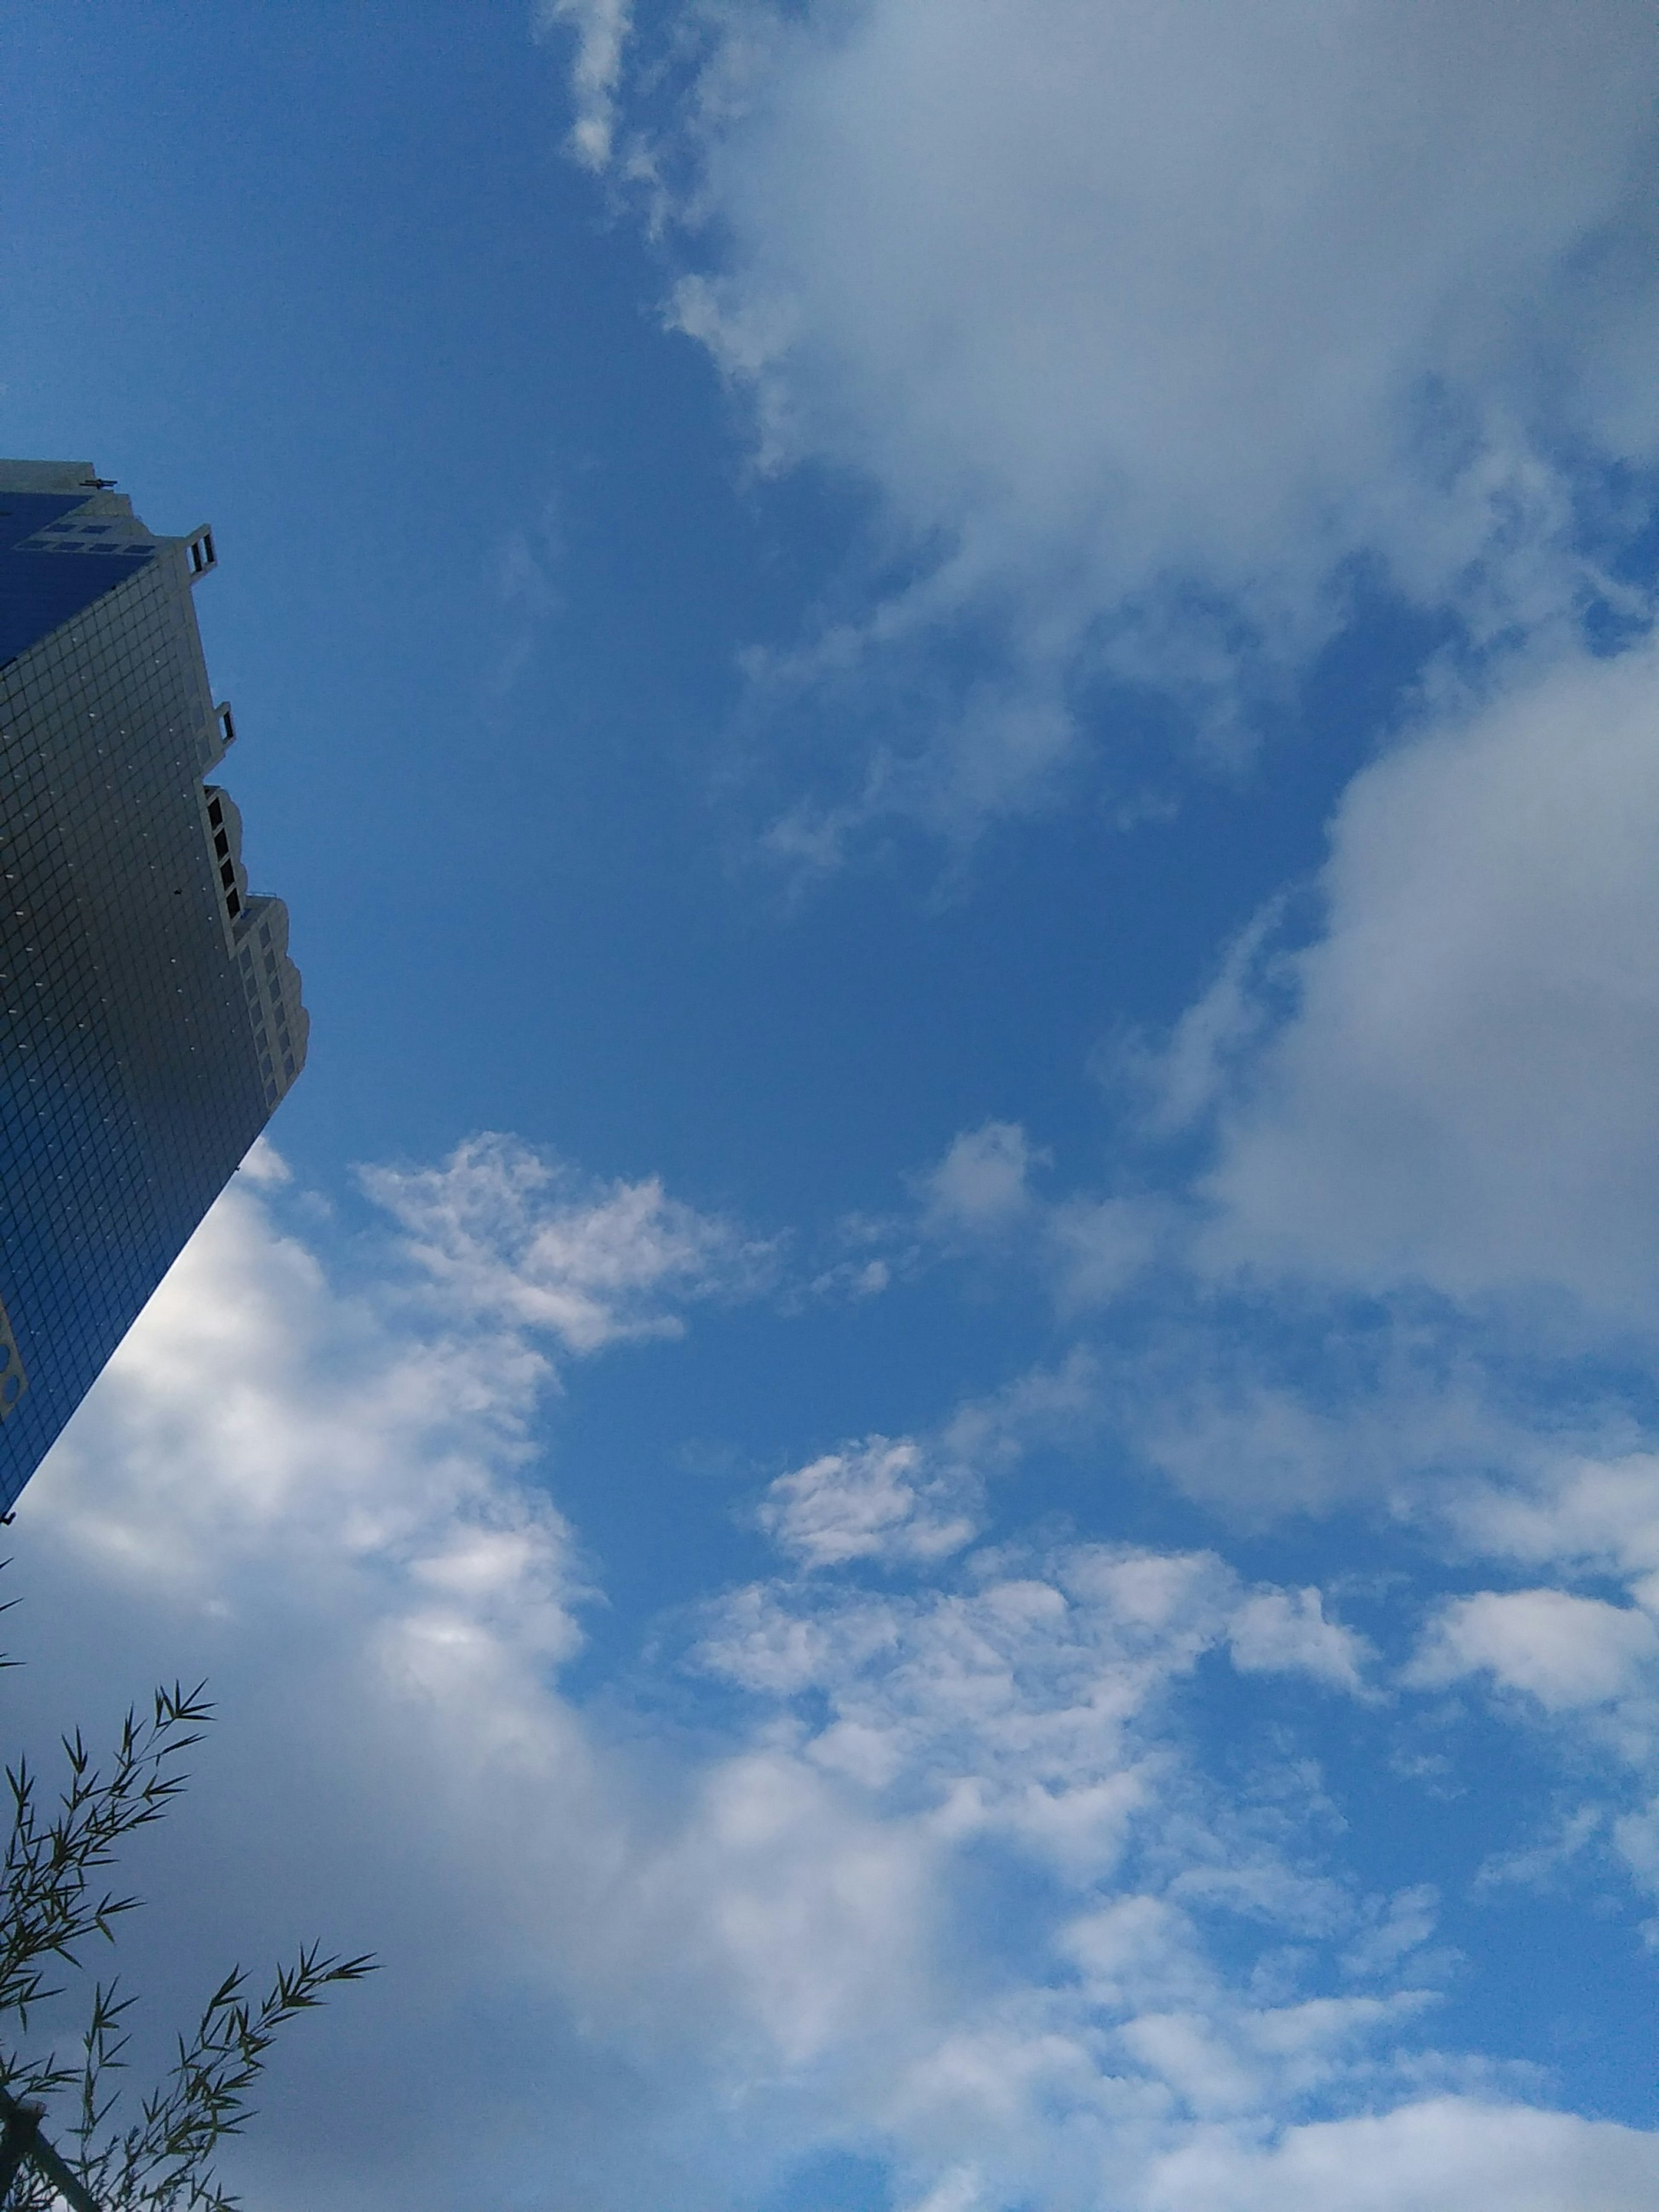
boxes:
[0,459,307,1512]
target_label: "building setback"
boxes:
[0,459,307,1513]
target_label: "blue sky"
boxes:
[6,4,1659,2207]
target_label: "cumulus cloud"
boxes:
[704,1538,1375,1859]
[1227,1588,1373,1696]
[759,1437,981,1570]
[566,0,1659,836]
[1142,2098,1659,2212]
[701,1543,1232,1846]
[694,1534,1456,2197]
[756,1353,1099,1569]
[1409,1589,1659,1713]
[1382,1447,1659,1916]
[1448,1451,1659,1586]
[6,1144,810,2208]
[26,1166,569,1609]
[918,646,1659,1349]
[1155,638,1659,1313]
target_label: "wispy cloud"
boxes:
[535,0,632,168]
[548,0,1659,845]
[361,1131,777,1353]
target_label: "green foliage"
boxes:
[0,1673,372,2209]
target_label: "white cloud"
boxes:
[24,1168,567,1607]
[1179,639,1659,1312]
[694,1535,1473,2199]
[360,1131,773,1353]
[903,2171,982,2212]
[920,1121,1042,1239]
[536,0,632,167]
[1338,1885,1441,1982]
[1118,1357,1451,1521]
[756,1353,1100,1569]
[1408,1588,1659,1712]
[7,1150,1650,2209]
[702,1540,1374,1876]
[1227,1588,1373,1696]
[1476,1808,1604,1894]
[1143,2098,1659,2212]
[759,1436,981,1570]
[1047,1192,1173,1309]
[10,1155,953,2207]
[1446,1452,1659,1584]
[1395,1454,1659,1913]
[579,0,1659,835]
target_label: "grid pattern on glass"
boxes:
[0,1292,27,1421]
[0,471,308,1513]
[0,488,157,667]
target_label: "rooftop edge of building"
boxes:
[0,459,105,493]
[1,454,311,1105]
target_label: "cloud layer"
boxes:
[588,0,1659,834]
[10,1151,1659,2209]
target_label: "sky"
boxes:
[4,3,1659,2207]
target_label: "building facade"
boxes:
[0,459,306,1512]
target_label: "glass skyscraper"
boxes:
[0,459,307,1513]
